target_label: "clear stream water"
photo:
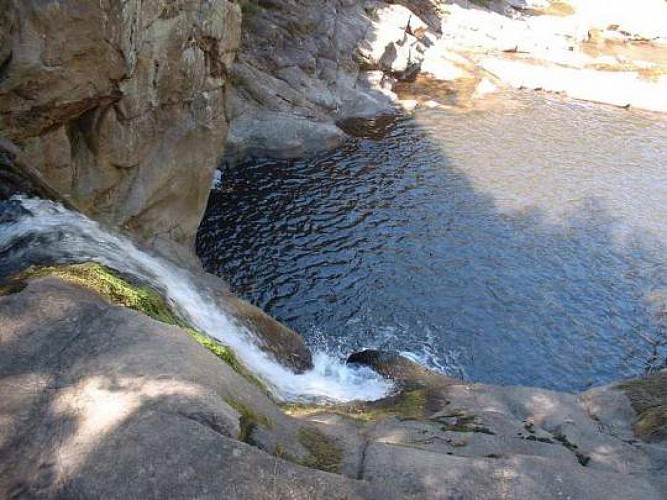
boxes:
[198,92,667,392]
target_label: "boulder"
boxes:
[347,349,450,385]
[0,277,388,498]
[0,1,242,254]
[225,0,437,160]
[195,272,314,373]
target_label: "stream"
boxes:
[198,92,667,392]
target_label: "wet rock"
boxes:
[195,272,313,373]
[0,139,72,205]
[224,295,313,373]
[0,199,29,224]
[347,349,447,385]
[337,115,404,140]
[225,112,347,162]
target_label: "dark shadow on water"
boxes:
[197,105,667,393]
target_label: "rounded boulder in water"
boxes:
[216,291,314,373]
[347,349,436,382]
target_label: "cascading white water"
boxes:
[0,197,392,402]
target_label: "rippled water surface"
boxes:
[197,93,667,391]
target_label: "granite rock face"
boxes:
[1,275,666,498]
[228,0,667,160]
[225,0,441,161]
[0,0,241,253]
[0,277,385,498]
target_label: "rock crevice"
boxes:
[0,0,242,260]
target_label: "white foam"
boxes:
[1,198,392,403]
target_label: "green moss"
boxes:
[240,1,262,17]
[273,443,296,462]
[347,388,429,421]
[618,374,667,414]
[524,435,554,444]
[435,412,495,435]
[442,423,495,435]
[12,263,180,324]
[185,328,265,390]
[283,388,430,423]
[634,405,667,441]
[298,427,343,474]
[226,398,273,443]
[4,264,264,388]
[391,388,429,419]
[0,280,27,296]
[618,373,667,442]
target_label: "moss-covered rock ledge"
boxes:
[1,269,667,498]
[1,263,261,385]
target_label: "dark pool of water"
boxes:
[197,93,667,391]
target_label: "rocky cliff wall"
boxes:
[225,0,444,160]
[4,0,664,255]
[0,0,241,256]
[228,0,667,160]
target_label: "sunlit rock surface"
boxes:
[0,1,242,255]
[229,0,667,159]
[2,277,666,498]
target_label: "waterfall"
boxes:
[0,197,392,402]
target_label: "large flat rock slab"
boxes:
[0,278,389,498]
[363,442,665,500]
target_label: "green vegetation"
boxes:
[298,427,343,474]
[345,387,430,421]
[3,263,263,387]
[240,2,261,15]
[283,387,430,422]
[226,398,273,443]
[618,373,667,442]
[3,263,180,324]
[441,419,495,435]
[524,434,554,444]
[634,406,667,441]
[185,328,266,390]
[432,410,495,435]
